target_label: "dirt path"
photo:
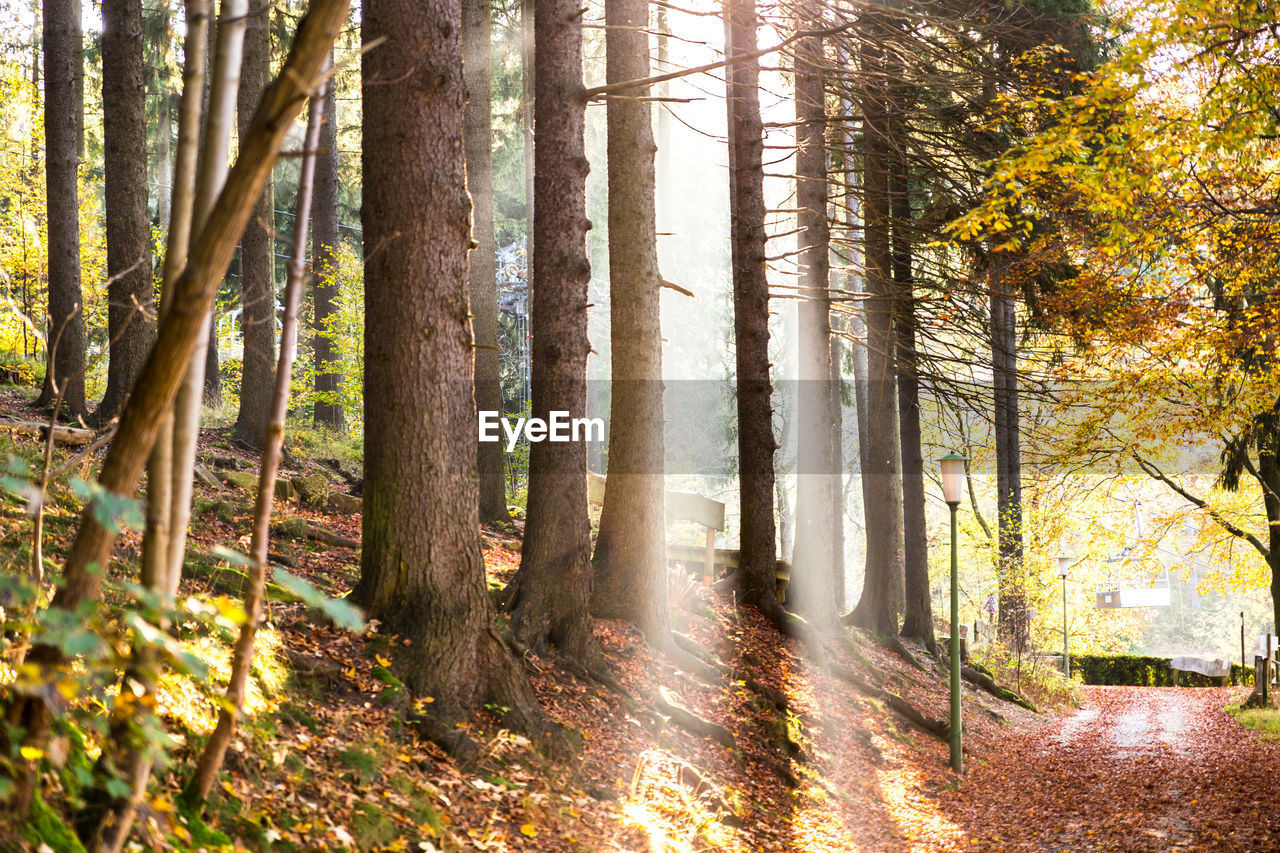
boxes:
[930,686,1280,852]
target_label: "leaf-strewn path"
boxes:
[932,686,1280,852]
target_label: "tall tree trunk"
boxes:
[724,0,783,624]
[1,0,346,812]
[464,0,509,523]
[351,0,556,747]
[990,266,1024,644]
[1260,434,1280,636]
[590,0,668,642]
[143,0,208,610]
[503,0,597,664]
[311,47,344,430]
[520,0,534,280]
[892,140,933,646]
[168,0,247,589]
[232,0,276,449]
[830,319,845,608]
[37,0,87,417]
[97,0,155,424]
[201,14,225,408]
[189,78,325,804]
[791,11,838,628]
[848,25,904,635]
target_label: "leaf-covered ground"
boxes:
[9,405,1280,851]
[928,686,1280,852]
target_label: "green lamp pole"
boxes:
[1058,554,1072,679]
[939,452,966,774]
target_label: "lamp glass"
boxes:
[939,452,966,505]
[1057,554,1073,576]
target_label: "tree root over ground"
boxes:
[960,664,1037,712]
[827,662,951,743]
[649,687,736,748]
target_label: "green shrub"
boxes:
[1070,654,1251,686]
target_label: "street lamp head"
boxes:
[939,452,967,505]
[1057,553,1073,577]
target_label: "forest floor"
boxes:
[8,395,1278,851]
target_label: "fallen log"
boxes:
[0,419,96,446]
[271,517,360,549]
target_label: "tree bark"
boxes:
[990,265,1024,645]
[790,10,838,629]
[590,0,669,642]
[724,0,783,624]
[892,135,933,646]
[37,0,87,417]
[503,0,597,664]
[97,0,155,424]
[351,0,557,745]
[464,0,509,523]
[848,25,904,635]
[312,47,344,430]
[232,0,276,450]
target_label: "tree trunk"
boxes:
[503,0,597,664]
[189,77,325,804]
[848,27,904,635]
[312,47,344,430]
[352,0,556,745]
[1,0,347,810]
[830,322,845,608]
[464,0,509,523]
[520,0,534,280]
[1262,440,1280,636]
[892,139,933,646]
[990,266,1024,645]
[200,13,224,408]
[790,11,837,629]
[169,0,247,591]
[37,0,87,417]
[232,0,276,450]
[143,0,209,600]
[724,0,783,624]
[590,0,669,642]
[97,0,155,425]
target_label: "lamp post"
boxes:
[939,452,966,773]
[1058,554,1072,679]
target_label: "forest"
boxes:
[1,0,1280,848]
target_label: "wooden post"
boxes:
[703,526,716,584]
[1241,612,1246,685]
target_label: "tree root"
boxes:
[827,662,950,743]
[649,687,735,748]
[669,631,729,682]
[960,664,1037,712]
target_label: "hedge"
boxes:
[1069,654,1252,687]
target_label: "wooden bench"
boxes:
[587,472,725,583]
[587,473,791,598]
